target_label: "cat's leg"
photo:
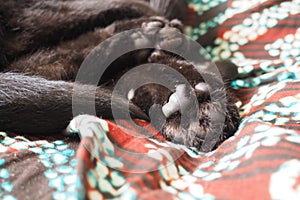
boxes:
[7,17,158,81]
[0,73,147,134]
[7,28,115,80]
[0,0,158,66]
[7,16,183,82]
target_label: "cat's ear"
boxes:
[214,60,239,83]
[149,0,188,21]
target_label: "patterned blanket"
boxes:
[1,0,300,199]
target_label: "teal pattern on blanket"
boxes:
[0,158,16,200]
[0,132,84,200]
[36,140,82,200]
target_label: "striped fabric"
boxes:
[1,0,300,199]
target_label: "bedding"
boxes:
[1,0,300,199]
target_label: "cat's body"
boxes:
[0,0,240,151]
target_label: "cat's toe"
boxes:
[130,31,151,48]
[138,16,186,50]
[169,19,183,30]
[157,27,184,50]
[141,20,164,36]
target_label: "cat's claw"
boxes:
[162,84,190,118]
[195,82,209,93]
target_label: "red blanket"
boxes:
[1,0,300,199]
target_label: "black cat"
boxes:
[0,0,240,152]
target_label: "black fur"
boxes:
[0,0,240,151]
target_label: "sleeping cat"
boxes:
[0,0,240,152]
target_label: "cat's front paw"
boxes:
[130,16,187,52]
[159,81,239,152]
